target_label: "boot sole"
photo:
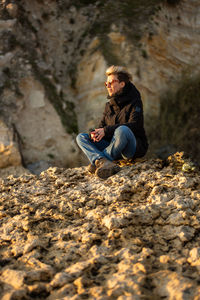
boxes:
[96,165,121,179]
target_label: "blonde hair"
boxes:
[106,65,132,82]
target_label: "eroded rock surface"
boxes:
[0,153,200,299]
[0,119,21,168]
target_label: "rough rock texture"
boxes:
[0,119,21,168]
[0,152,200,299]
[0,0,200,169]
[0,165,30,179]
[0,0,85,168]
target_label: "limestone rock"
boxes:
[1,269,26,289]
[0,120,21,168]
[152,271,198,299]
[0,165,30,179]
[0,153,199,299]
[6,3,18,18]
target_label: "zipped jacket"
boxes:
[98,81,148,158]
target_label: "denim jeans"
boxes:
[76,125,137,165]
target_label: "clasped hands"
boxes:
[90,128,105,142]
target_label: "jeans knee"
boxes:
[115,125,130,137]
[76,133,87,145]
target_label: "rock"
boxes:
[47,283,75,300]
[0,119,22,168]
[188,248,200,271]
[1,269,26,289]
[27,160,52,175]
[6,3,18,18]
[0,153,199,299]
[152,271,198,299]
[162,225,195,242]
[13,76,79,168]
[1,289,28,300]
[50,272,72,288]
[0,19,16,32]
[27,283,49,299]
[178,226,195,242]
[0,165,30,179]
[102,213,131,230]
[188,248,200,263]
[23,236,44,254]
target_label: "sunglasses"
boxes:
[104,79,119,87]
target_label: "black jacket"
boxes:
[98,82,148,159]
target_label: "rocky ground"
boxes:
[0,153,200,300]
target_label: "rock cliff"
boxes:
[0,152,200,299]
[0,0,200,172]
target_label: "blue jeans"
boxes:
[76,125,137,165]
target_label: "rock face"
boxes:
[0,119,31,177]
[0,0,200,169]
[0,0,84,169]
[0,153,200,299]
[75,0,200,131]
[0,119,21,168]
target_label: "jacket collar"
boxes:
[108,82,135,107]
